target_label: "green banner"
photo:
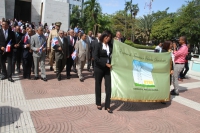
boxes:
[111,40,171,102]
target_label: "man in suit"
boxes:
[47,22,62,72]
[31,26,47,81]
[114,31,125,43]
[54,30,69,81]
[85,31,93,71]
[0,21,16,82]
[75,33,89,82]
[66,29,76,79]
[91,33,101,77]
[12,26,24,74]
[22,28,33,79]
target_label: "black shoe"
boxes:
[8,78,14,82]
[50,66,54,71]
[27,76,31,80]
[34,77,39,80]
[105,108,113,113]
[97,106,102,110]
[1,76,7,80]
[41,77,47,81]
[66,75,70,79]
[170,89,179,96]
[80,78,84,82]
[58,78,61,81]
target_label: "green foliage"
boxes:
[124,40,155,49]
[151,17,175,41]
[70,6,81,28]
[135,14,155,44]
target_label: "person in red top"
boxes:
[171,36,188,95]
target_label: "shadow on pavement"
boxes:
[0,106,23,127]
[110,100,172,112]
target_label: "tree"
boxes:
[124,0,139,41]
[70,6,81,28]
[173,0,200,53]
[83,0,102,32]
[135,14,155,44]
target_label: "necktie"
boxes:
[4,30,7,40]
[39,36,42,44]
[16,32,19,38]
[70,37,73,45]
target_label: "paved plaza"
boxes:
[0,61,200,133]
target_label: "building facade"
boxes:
[0,0,85,31]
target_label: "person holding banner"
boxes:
[0,20,15,82]
[171,36,188,95]
[75,33,89,82]
[31,26,47,81]
[54,30,69,81]
[161,41,174,85]
[94,30,113,113]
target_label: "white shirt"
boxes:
[155,45,162,53]
[3,29,8,40]
[102,43,110,63]
[59,36,63,44]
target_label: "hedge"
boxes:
[124,40,155,50]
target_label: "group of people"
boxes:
[155,37,190,96]
[0,18,126,113]
[1,16,190,113]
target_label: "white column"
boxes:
[31,0,42,26]
[5,0,15,19]
[0,0,6,19]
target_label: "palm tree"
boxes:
[70,5,81,28]
[84,0,101,23]
[124,0,139,41]
[135,14,155,43]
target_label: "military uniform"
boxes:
[47,22,61,72]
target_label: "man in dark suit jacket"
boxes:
[12,26,24,74]
[54,30,69,81]
[85,31,93,71]
[66,30,76,79]
[0,21,16,82]
[22,28,33,79]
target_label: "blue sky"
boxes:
[99,0,189,17]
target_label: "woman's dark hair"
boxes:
[162,41,171,51]
[99,30,113,43]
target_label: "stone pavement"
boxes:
[0,64,200,133]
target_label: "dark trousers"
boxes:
[66,57,73,76]
[0,53,12,78]
[95,67,111,109]
[23,56,33,78]
[72,61,76,70]
[12,51,22,73]
[32,61,35,73]
[180,62,189,78]
[56,58,66,79]
[87,58,91,70]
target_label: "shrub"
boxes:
[124,40,155,50]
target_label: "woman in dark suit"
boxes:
[94,30,113,113]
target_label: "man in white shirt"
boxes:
[155,43,162,53]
